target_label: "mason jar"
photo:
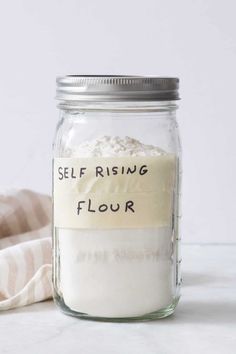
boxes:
[53,76,182,321]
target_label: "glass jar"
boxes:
[53,76,182,321]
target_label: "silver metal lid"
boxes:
[56,75,179,102]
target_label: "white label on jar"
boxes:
[53,156,176,229]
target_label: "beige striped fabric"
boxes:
[0,189,52,310]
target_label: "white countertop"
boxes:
[1,245,235,354]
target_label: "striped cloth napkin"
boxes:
[0,189,52,310]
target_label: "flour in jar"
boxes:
[57,136,176,318]
[63,135,165,157]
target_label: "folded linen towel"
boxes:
[0,189,52,310]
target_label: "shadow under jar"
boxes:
[53,76,182,322]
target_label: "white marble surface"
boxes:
[0,245,235,354]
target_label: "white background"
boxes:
[0,0,235,243]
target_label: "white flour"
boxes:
[58,136,175,317]
[64,135,165,157]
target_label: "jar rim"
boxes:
[56,75,180,103]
